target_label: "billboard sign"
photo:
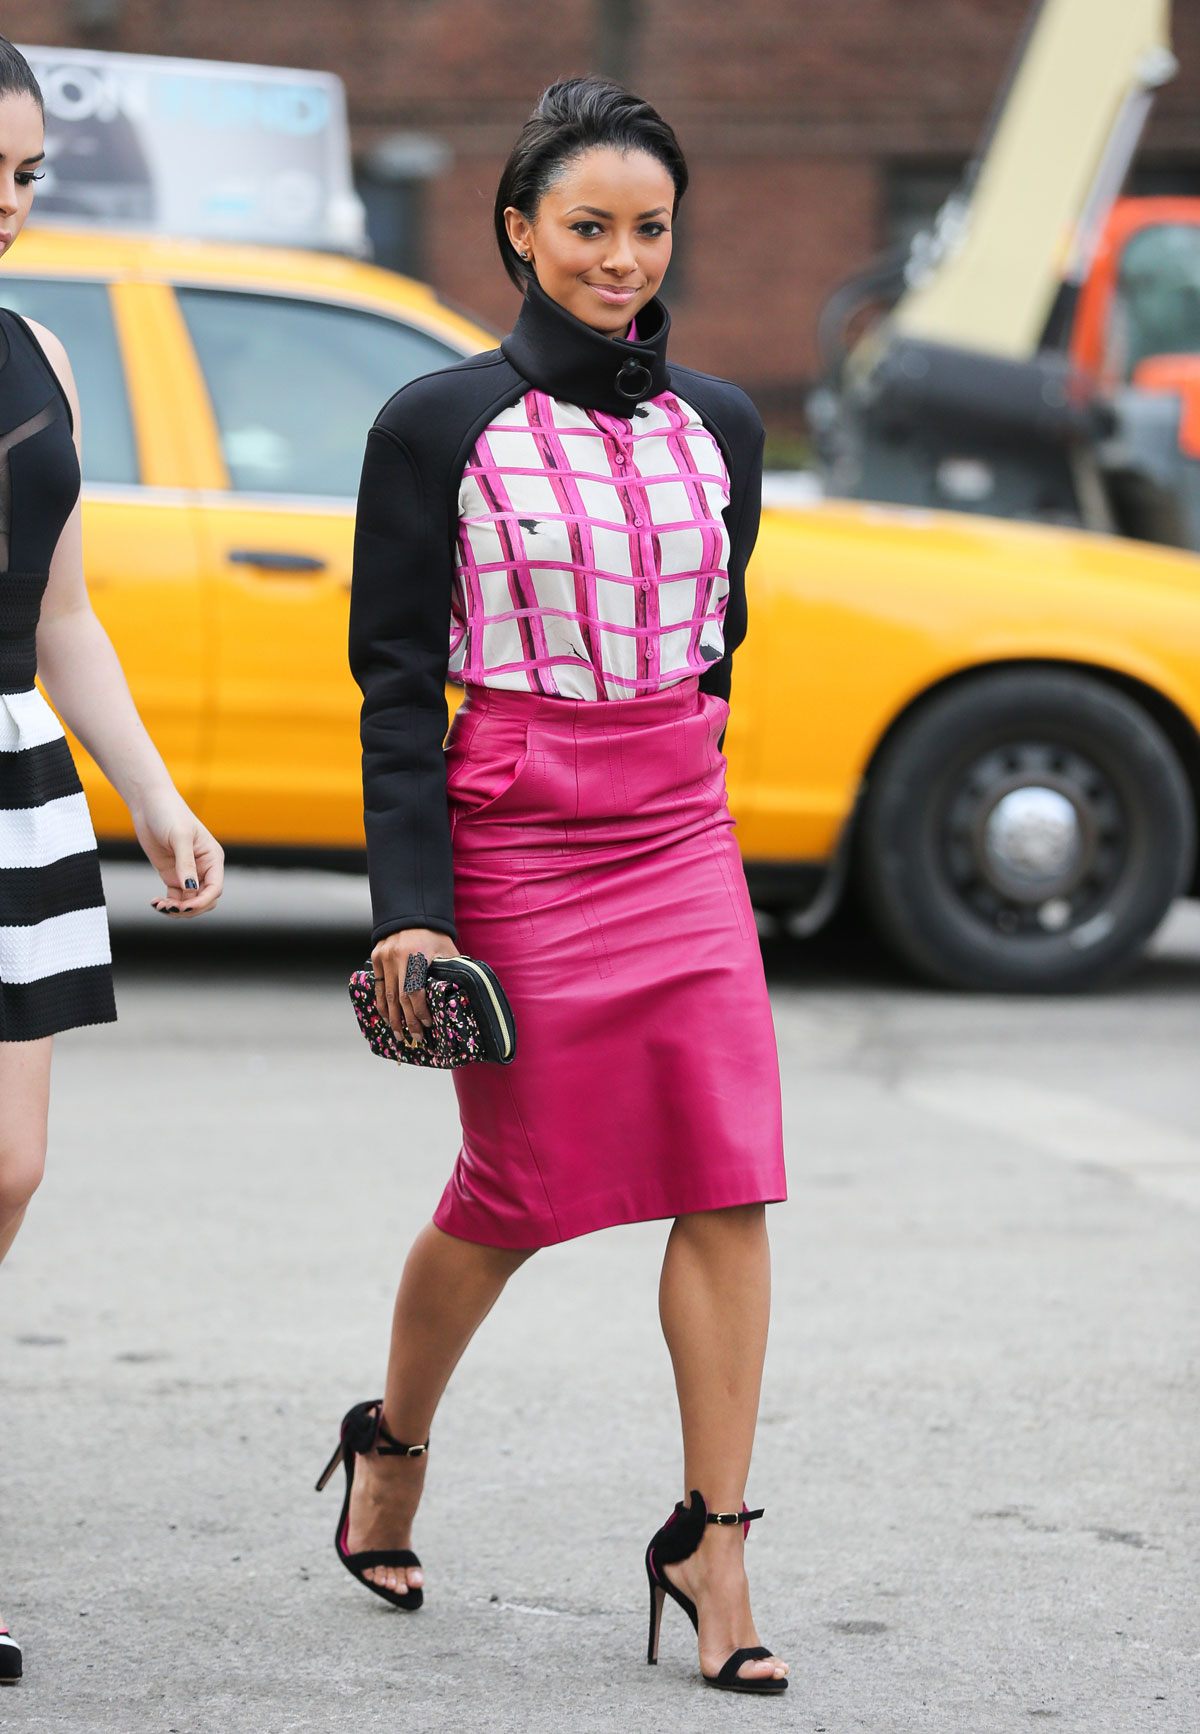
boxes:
[18,45,367,253]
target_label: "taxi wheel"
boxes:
[855,668,1196,991]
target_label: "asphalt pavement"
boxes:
[2,866,1198,1734]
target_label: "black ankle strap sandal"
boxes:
[644,1491,788,1695]
[707,1506,765,1527]
[0,1629,21,1684]
[315,1399,428,1612]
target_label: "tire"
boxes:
[855,668,1196,991]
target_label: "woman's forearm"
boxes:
[35,604,175,819]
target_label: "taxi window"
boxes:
[175,289,461,497]
[0,278,138,486]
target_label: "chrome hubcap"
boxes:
[940,741,1127,941]
[982,786,1082,898]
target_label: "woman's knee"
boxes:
[0,1036,53,1218]
[0,1134,47,1216]
[678,1202,766,1235]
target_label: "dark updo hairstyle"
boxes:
[494,76,688,290]
[0,37,43,111]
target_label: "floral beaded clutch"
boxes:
[348,957,517,1069]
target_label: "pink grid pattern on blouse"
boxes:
[451,387,731,700]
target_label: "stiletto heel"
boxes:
[314,1440,343,1492]
[315,1399,428,1611]
[644,1491,787,1695]
[646,1576,667,1665]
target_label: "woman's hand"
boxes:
[130,793,225,917]
[372,929,460,1041]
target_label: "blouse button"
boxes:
[634,516,645,527]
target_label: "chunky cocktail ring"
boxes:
[404,952,428,993]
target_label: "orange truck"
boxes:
[817,0,1200,559]
[1070,195,1200,550]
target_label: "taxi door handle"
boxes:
[227,548,328,573]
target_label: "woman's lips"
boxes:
[587,283,640,305]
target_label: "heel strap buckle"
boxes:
[707,1506,764,1527]
[376,1419,429,1458]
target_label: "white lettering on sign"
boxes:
[38,63,150,125]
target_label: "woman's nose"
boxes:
[603,236,638,275]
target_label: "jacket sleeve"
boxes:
[349,423,458,946]
[698,410,764,706]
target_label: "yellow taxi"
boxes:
[7,227,1200,991]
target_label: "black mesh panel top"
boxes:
[0,308,81,694]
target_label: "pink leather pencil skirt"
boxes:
[434,678,787,1249]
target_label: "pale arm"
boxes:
[30,321,223,917]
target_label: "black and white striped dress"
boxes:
[0,307,114,1043]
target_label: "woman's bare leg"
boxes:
[0,1038,52,1267]
[658,1203,788,1684]
[0,1036,54,1642]
[346,1221,535,1595]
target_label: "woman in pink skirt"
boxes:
[325,77,788,1695]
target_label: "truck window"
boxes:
[175,289,462,498]
[0,278,138,486]
[1115,224,1200,378]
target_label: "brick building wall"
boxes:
[10,0,1200,436]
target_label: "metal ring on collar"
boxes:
[614,358,654,402]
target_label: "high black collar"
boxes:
[501,278,671,416]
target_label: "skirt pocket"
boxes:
[700,690,731,744]
[445,708,535,823]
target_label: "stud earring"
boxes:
[520,251,530,260]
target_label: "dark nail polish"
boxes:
[184,878,198,891]
[166,906,180,914]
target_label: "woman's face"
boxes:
[0,92,45,261]
[506,146,675,335]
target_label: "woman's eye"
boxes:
[640,224,668,238]
[571,222,603,238]
[16,172,45,187]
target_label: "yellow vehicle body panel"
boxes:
[8,228,1200,871]
[740,500,1200,863]
[8,228,485,851]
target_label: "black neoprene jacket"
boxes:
[348,278,766,947]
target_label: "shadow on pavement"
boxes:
[110,921,367,984]
[102,859,1200,997]
[108,902,1200,998]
